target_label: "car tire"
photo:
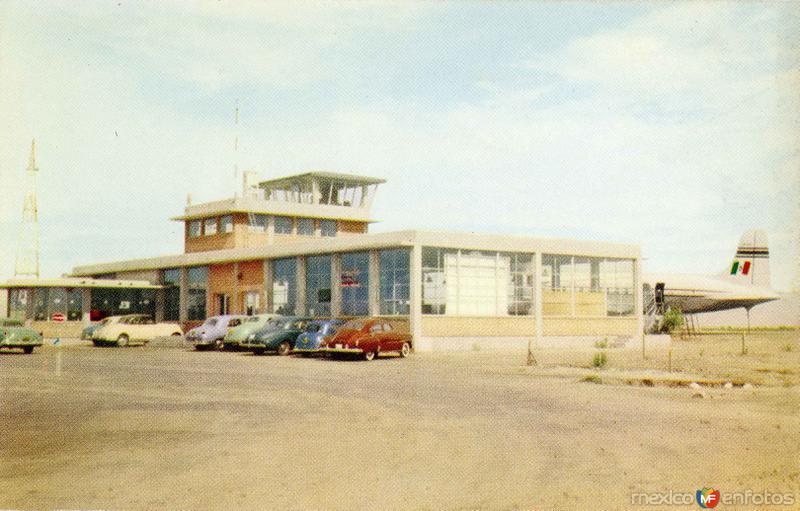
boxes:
[277,341,291,356]
[214,339,224,351]
[171,332,182,337]
[364,350,376,361]
[400,342,411,358]
[253,347,265,356]
[92,340,102,347]
[22,346,34,354]
[117,334,129,347]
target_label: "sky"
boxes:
[1,1,799,291]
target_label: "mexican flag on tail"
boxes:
[730,260,751,275]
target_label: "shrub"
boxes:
[594,338,608,349]
[592,351,608,368]
[581,374,602,384]
[661,308,685,333]
[782,343,794,352]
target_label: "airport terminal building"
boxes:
[2,172,643,350]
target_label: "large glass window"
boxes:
[8,289,28,321]
[220,215,233,233]
[305,255,331,316]
[508,253,533,316]
[320,220,337,237]
[274,216,293,234]
[67,288,83,321]
[542,255,635,317]
[379,249,410,315]
[33,288,48,320]
[248,214,267,233]
[187,267,208,320]
[297,218,314,236]
[422,248,529,316]
[204,218,218,236]
[188,220,201,238]
[341,252,369,316]
[272,258,297,315]
[163,268,181,321]
[90,288,156,320]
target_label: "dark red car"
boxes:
[323,318,412,361]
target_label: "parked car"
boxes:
[186,315,246,350]
[81,316,117,341]
[92,314,183,347]
[222,314,282,351]
[293,319,345,355]
[322,318,412,361]
[240,316,312,356]
[0,319,43,354]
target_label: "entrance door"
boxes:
[243,291,260,316]
[215,294,230,315]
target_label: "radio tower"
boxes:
[15,139,40,278]
[233,99,240,198]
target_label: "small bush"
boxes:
[592,351,608,368]
[594,338,608,349]
[581,374,602,384]
[782,343,794,352]
[661,308,685,333]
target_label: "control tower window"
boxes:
[274,216,293,234]
[204,218,218,236]
[188,220,201,238]
[297,218,314,236]
[320,220,337,237]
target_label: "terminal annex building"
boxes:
[2,172,644,350]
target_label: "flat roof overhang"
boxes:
[170,197,379,223]
[0,278,163,290]
[258,171,386,188]
[70,230,641,277]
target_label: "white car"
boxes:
[92,314,183,347]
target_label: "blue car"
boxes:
[293,319,345,355]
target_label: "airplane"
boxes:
[643,230,780,317]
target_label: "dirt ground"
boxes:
[1,335,798,510]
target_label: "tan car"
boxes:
[92,314,183,347]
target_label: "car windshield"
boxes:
[247,316,262,323]
[203,319,218,327]
[288,320,307,330]
[268,319,285,329]
[342,320,365,331]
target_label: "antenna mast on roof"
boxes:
[233,99,240,199]
[15,139,40,278]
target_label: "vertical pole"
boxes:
[232,262,240,315]
[296,257,306,315]
[179,267,189,323]
[368,250,380,316]
[409,245,423,351]
[263,259,273,314]
[529,252,542,366]
[331,254,342,318]
[634,256,645,359]
[81,288,92,324]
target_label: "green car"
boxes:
[0,319,44,354]
[221,314,282,351]
[240,316,312,356]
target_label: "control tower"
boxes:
[173,171,386,253]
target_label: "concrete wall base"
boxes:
[417,335,664,352]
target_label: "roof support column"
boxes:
[532,252,543,360]
[368,250,380,316]
[263,259,273,314]
[232,262,240,315]
[154,286,165,323]
[331,254,342,318]
[409,244,423,351]
[81,288,92,324]
[635,256,644,344]
[179,267,189,323]
[296,257,306,315]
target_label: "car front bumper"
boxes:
[324,345,364,354]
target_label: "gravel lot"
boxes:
[1,343,798,510]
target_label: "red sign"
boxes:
[51,313,66,323]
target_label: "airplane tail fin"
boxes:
[723,230,771,288]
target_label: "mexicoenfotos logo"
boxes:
[696,488,720,508]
